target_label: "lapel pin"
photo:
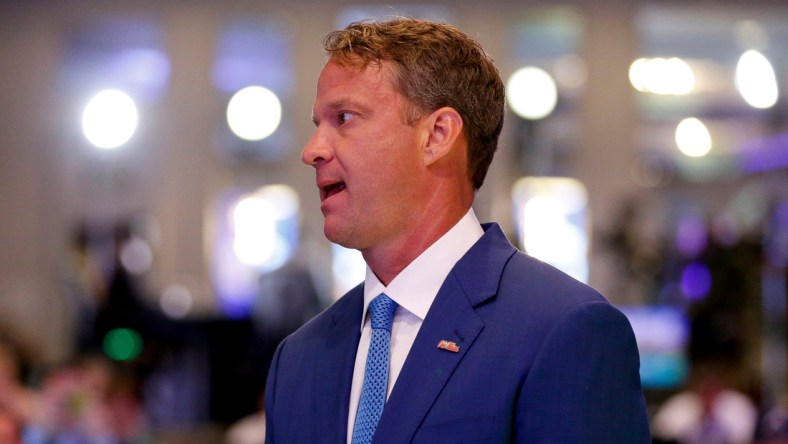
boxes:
[437,340,460,353]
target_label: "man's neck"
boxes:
[361,206,471,286]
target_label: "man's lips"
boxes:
[319,181,347,201]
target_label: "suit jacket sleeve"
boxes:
[516,300,651,443]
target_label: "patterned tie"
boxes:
[351,293,398,444]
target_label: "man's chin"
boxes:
[324,223,365,251]
[323,224,349,247]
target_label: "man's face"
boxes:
[301,59,427,252]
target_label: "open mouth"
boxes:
[321,182,346,201]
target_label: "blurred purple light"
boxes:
[619,305,689,351]
[212,20,293,95]
[62,16,168,101]
[675,215,708,257]
[107,49,171,100]
[767,200,788,267]
[737,132,788,174]
[680,262,712,301]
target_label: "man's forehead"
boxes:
[327,52,385,70]
[319,57,390,83]
[315,59,394,100]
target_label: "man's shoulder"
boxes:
[477,249,612,334]
[506,251,604,298]
[467,223,607,306]
[506,250,608,305]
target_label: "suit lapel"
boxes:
[373,224,517,443]
[322,285,364,443]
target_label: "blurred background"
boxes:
[0,0,786,443]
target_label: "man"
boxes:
[265,17,650,443]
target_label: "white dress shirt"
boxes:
[346,208,484,443]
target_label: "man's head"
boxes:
[322,18,505,190]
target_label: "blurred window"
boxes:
[211,185,301,318]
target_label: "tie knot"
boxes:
[369,294,397,331]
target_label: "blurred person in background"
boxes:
[19,355,149,444]
[0,411,21,444]
[0,339,27,444]
[651,361,758,444]
[264,17,649,443]
[2,331,150,443]
[758,395,788,443]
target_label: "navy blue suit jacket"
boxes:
[265,224,650,443]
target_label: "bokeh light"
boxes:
[553,53,588,91]
[506,66,559,120]
[680,262,712,301]
[103,328,143,361]
[629,57,695,95]
[81,89,139,149]
[226,85,282,141]
[232,196,278,268]
[332,244,366,301]
[256,184,300,220]
[675,214,708,258]
[735,49,779,109]
[675,117,712,158]
[159,284,194,319]
[512,177,588,283]
[119,236,154,275]
[212,184,301,317]
[231,185,299,271]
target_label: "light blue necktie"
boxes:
[352,293,398,444]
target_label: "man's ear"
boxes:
[422,107,463,167]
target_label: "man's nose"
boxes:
[301,128,332,167]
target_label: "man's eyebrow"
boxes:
[325,98,351,111]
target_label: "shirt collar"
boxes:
[361,208,484,330]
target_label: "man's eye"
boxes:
[338,112,354,125]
